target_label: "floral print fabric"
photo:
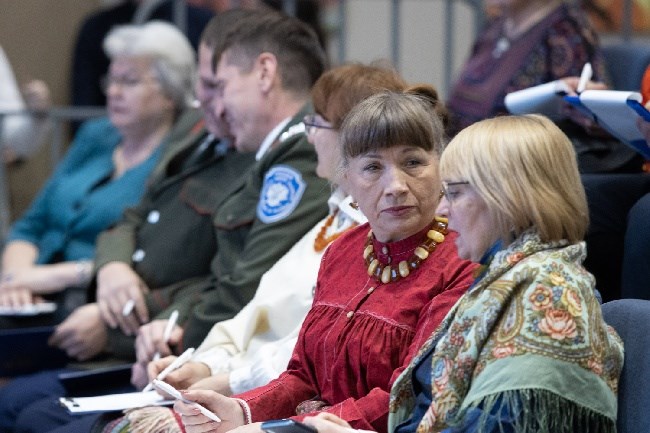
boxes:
[388,229,623,433]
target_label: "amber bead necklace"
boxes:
[363,216,448,284]
[313,209,358,252]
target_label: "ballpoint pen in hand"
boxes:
[122,299,135,317]
[577,62,593,94]
[153,309,179,361]
[142,347,195,392]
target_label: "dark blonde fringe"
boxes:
[453,389,617,433]
[125,406,182,433]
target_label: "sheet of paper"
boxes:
[0,302,57,316]
[578,90,646,143]
[59,391,174,414]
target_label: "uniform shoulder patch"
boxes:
[257,165,306,223]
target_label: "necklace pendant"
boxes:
[368,259,380,277]
[492,37,510,58]
[363,217,448,284]
[398,261,410,278]
[381,266,392,284]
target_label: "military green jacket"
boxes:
[92,109,256,358]
[181,104,330,348]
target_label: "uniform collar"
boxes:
[255,117,291,161]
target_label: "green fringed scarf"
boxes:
[388,230,623,433]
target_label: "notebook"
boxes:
[564,90,650,159]
[506,83,650,159]
[0,302,57,316]
[504,80,570,118]
[59,391,173,415]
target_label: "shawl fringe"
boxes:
[124,406,183,433]
[456,389,617,433]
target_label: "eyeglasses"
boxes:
[303,114,335,135]
[440,180,470,203]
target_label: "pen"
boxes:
[122,299,135,317]
[153,310,179,361]
[142,347,195,392]
[577,62,593,94]
[152,379,222,422]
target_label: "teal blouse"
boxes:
[7,117,162,264]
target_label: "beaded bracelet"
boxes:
[234,398,252,425]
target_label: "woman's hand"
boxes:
[173,389,245,433]
[146,354,177,382]
[304,413,353,433]
[189,372,232,395]
[0,264,77,295]
[0,287,36,307]
[96,261,150,335]
[158,359,212,391]
[561,77,608,95]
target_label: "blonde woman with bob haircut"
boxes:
[438,113,589,253]
[302,115,623,433]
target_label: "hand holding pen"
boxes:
[96,262,150,336]
[153,310,179,361]
[561,63,608,96]
[134,310,183,365]
[142,347,195,392]
[576,62,593,94]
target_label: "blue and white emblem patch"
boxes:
[257,165,306,223]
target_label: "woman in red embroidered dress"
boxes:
[174,89,476,433]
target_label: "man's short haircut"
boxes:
[200,9,249,50]
[211,9,326,94]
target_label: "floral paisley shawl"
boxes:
[388,230,623,433]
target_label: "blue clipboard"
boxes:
[627,99,650,122]
[564,92,650,160]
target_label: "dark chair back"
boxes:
[601,42,650,91]
[602,299,650,433]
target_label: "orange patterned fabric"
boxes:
[641,65,650,105]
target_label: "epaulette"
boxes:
[279,122,306,143]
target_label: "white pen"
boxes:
[576,62,593,94]
[152,379,222,422]
[153,310,179,361]
[142,347,195,392]
[122,299,135,317]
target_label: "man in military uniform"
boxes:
[134,8,329,363]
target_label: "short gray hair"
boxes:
[104,21,196,109]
